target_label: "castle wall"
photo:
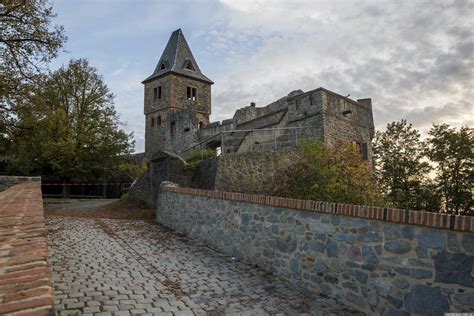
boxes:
[158,184,474,315]
[321,91,374,159]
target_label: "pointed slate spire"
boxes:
[142,29,213,84]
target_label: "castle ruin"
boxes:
[142,29,375,160]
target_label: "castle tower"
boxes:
[142,29,213,155]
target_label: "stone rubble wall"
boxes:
[0,182,54,315]
[214,149,298,196]
[157,185,474,315]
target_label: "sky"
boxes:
[49,0,474,152]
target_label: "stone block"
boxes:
[384,240,411,254]
[404,284,449,315]
[416,230,445,249]
[434,252,474,287]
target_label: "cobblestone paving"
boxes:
[47,215,359,315]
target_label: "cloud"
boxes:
[52,0,473,151]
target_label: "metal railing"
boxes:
[181,126,320,158]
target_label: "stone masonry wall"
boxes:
[157,185,474,315]
[214,149,297,196]
[0,182,54,315]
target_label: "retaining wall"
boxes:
[0,181,54,315]
[157,184,474,315]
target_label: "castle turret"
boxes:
[142,29,213,155]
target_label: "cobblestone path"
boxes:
[47,215,359,315]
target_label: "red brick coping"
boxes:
[163,186,474,233]
[0,182,54,315]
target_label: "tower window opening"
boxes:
[170,121,176,137]
[158,86,162,99]
[160,63,166,70]
[198,122,203,129]
[153,87,157,100]
[187,87,197,101]
[158,116,162,126]
[184,60,195,71]
[151,118,155,127]
[184,127,190,132]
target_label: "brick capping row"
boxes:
[163,186,474,233]
[0,182,54,316]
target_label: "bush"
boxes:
[185,149,215,171]
[277,141,384,206]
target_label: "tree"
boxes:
[278,141,383,206]
[1,0,66,152]
[426,124,473,215]
[10,58,134,180]
[372,120,437,210]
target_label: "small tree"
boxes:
[372,120,436,210]
[10,58,134,180]
[278,141,382,206]
[426,124,473,215]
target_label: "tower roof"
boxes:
[142,29,213,84]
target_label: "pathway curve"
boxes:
[47,214,360,316]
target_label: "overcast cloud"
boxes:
[51,0,473,152]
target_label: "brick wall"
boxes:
[157,184,474,314]
[0,182,54,315]
[0,176,41,192]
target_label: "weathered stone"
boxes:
[309,241,325,253]
[290,258,300,273]
[362,246,378,264]
[386,295,403,308]
[416,230,445,249]
[383,225,402,240]
[327,239,339,258]
[313,260,328,274]
[434,252,473,287]
[346,260,360,268]
[334,233,354,244]
[402,226,415,240]
[394,267,432,279]
[342,282,358,292]
[324,275,339,284]
[346,292,366,307]
[454,292,474,306]
[461,234,474,253]
[404,284,449,314]
[355,271,368,284]
[367,294,379,306]
[241,214,251,226]
[415,246,428,259]
[357,228,380,242]
[383,309,409,316]
[347,245,362,261]
[384,240,411,254]
[407,258,431,267]
[447,232,461,252]
[276,236,297,254]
